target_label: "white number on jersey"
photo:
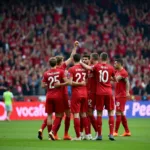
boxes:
[48,75,59,89]
[75,73,86,82]
[99,70,109,83]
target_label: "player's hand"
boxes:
[126,91,130,99]
[74,41,79,47]
[80,81,86,86]
[42,82,48,88]
[54,82,60,88]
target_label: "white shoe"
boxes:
[83,134,92,140]
[71,137,81,141]
[92,132,98,140]
[88,134,93,140]
[80,132,84,139]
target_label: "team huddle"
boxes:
[38,41,131,141]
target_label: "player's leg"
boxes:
[63,95,71,140]
[113,111,121,136]
[121,112,131,136]
[38,117,47,140]
[49,97,64,141]
[106,95,115,141]
[94,95,104,140]
[80,113,84,138]
[80,97,91,140]
[71,97,81,141]
[88,94,97,137]
[6,105,12,121]
[113,98,122,136]
[49,113,63,140]
[96,110,103,140]
[72,113,81,141]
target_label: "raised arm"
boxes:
[65,41,79,66]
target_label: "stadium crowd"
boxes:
[0,0,150,98]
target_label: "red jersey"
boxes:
[56,62,68,95]
[68,64,87,97]
[93,63,115,95]
[115,68,128,98]
[42,68,65,98]
[87,69,96,94]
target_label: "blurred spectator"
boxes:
[0,78,8,100]
[0,0,149,98]
[145,80,150,95]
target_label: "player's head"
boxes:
[73,54,81,63]
[82,53,90,65]
[49,57,57,67]
[100,52,108,62]
[114,58,124,69]
[56,55,64,66]
[90,53,99,64]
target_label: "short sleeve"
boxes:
[42,72,47,82]
[121,71,128,78]
[10,92,14,98]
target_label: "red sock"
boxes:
[88,117,91,134]
[41,118,47,131]
[65,116,70,135]
[89,115,97,132]
[97,116,102,136]
[82,117,89,135]
[74,118,80,138]
[55,119,61,135]
[109,116,114,135]
[121,115,129,133]
[47,125,52,133]
[115,115,121,133]
[80,117,84,132]
[52,117,62,134]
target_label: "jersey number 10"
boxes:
[99,70,109,83]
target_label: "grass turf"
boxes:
[0,119,150,150]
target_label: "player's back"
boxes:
[115,68,128,98]
[69,64,87,97]
[94,63,115,95]
[43,68,64,98]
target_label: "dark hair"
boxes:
[49,57,57,67]
[115,58,124,66]
[100,52,108,61]
[56,55,64,65]
[82,53,90,60]
[91,53,99,61]
[73,54,81,62]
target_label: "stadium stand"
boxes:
[0,0,149,100]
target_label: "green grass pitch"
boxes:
[0,119,150,150]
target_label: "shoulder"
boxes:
[122,68,128,76]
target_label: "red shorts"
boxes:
[63,94,70,110]
[71,96,88,113]
[88,93,96,109]
[115,97,126,112]
[45,96,64,114]
[96,95,114,111]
